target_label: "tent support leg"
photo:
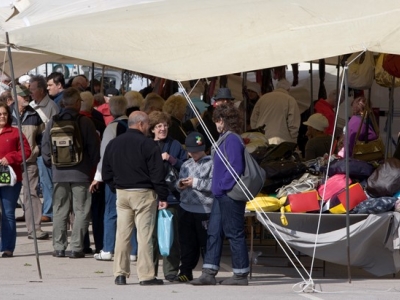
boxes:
[5,32,43,280]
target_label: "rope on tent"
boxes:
[308,62,347,279]
[308,49,367,284]
[178,80,316,289]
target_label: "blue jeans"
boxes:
[103,184,137,254]
[203,194,250,274]
[0,182,22,252]
[37,156,53,218]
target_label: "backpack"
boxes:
[50,112,83,167]
[214,131,266,202]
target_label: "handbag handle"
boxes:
[354,106,380,144]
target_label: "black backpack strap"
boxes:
[112,119,128,136]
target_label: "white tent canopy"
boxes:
[0,48,99,77]
[1,0,400,81]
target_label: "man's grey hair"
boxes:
[62,87,81,107]
[30,75,47,92]
[128,111,148,127]
[327,89,345,107]
[109,96,128,118]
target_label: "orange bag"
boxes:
[382,54,400,78]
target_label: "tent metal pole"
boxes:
[90,62,95,94]
[309,62,314,114]
[5,32,42,280]
[242,71,247,132]
[344,61,352,284]
[386,78,395,158]
[336,56,340,104]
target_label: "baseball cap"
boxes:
[303,113,329,132]
[185,132,206,153]
[16,85,30,97]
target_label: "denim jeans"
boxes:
[103,184,137,254]
[37,156,53,218]
[0,182,22,252]
[203,194,250,274]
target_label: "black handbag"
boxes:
[164,162,179,192]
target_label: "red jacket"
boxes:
[96,103,113,126]
[314,99,334,135]
[0,125,31,182]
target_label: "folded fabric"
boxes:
[351,196,397,214]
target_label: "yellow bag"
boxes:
[246,194,288,226]
[246,194,285,212]
[375,53,400,88]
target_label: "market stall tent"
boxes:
[1,0,400,81]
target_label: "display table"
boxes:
[255,211,400,276]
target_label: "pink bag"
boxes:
[318,174,351,201]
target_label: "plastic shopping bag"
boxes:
[0,165,17,187]
[157,209,173,256]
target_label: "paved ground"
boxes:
[1,208,400,300]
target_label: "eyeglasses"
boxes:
[154,124,168,129]
[0,112,8,116]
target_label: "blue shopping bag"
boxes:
[157,209,174,256]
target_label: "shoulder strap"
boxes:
[112,119,128,137]
[179,126,187,138]
[354,108,380,144]
[165,139,173,154]
[218,131,244,159]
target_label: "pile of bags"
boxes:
[246,147,400,221]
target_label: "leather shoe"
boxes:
[69,251,85,259]
[41,216,52,223]
[139,278,164,286]
[115,275,126,285]
[15,215,25,222]
[52,250,65,257]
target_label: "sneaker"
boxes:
[28,230,49,240]
[176,273,193,282]
[94,250,113,261]
[130,255,137,262]
[165,274,178,282]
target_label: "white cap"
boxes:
[18,74,31,84]
[276,78,291,91]
[246,81,261,95]
[303,113,329,132]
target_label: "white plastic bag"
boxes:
[157,209,174,256]
[0,165,17,187]
[347,51,375,90]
